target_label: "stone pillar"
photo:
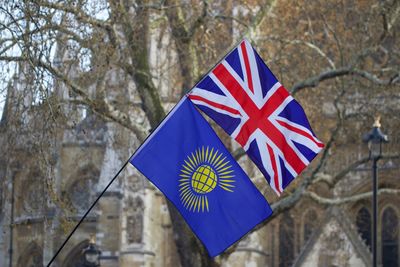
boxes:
[118,170,148,267]
[96,122,125,267]
[97,193,121,267]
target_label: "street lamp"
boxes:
[82,235,101,267]
[362,116,388,267]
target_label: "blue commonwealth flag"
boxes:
[130,96,272,257]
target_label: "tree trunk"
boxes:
[116,2,215,266]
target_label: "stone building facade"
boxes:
[0,34,183,266]
[0,18,399,267]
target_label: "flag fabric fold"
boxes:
[188,38,324,195]
[130,97,272,257]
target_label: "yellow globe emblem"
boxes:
[179,146,236,213]
[191,165,218,194]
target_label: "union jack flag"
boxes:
[188,39,324,195]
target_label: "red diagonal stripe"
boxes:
[235,119,258,147]
[259,121,306,174]
[259,86,290,117]
[234,87,290,147]
[188,95,241,116]
[267,144,282,195]
[213,63,258,117]
[213,61,306,175]
[240,41,254,94]
[276,120,325,148]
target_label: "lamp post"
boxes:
[362,116,388,267]
[82,235,101,267]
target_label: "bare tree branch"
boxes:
[33,0,111,29]
[314,153,400,186]
[290,67,400,95]
[0,55,149,141]
[188,0,208,39]
[306,188,400,205]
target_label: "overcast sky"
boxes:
[0,2,110,120]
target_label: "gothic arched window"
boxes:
[303,209,318,244]
[17,242,43,267]
[382,207,399,267]
[23,176,44,215]
[356,207,372,250]
[68,167,99,212]
[279,213,295,267]
[62,240,90,267]
[69,177,94,212]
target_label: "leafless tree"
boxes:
[1,0,399,266]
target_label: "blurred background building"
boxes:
[0,0,399,266]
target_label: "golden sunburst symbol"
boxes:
[179,146,235,213]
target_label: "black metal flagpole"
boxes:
[46,37,248,266]
[46,156,132,267]
[46,94,187,266]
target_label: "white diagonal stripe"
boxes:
[243,39,264,104]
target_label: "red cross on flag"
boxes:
[188,39,324,195]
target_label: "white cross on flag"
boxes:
[188,39,324,195]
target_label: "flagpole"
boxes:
[46,37,248,266]
[46,97,189,266]
[45,156,132,267]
